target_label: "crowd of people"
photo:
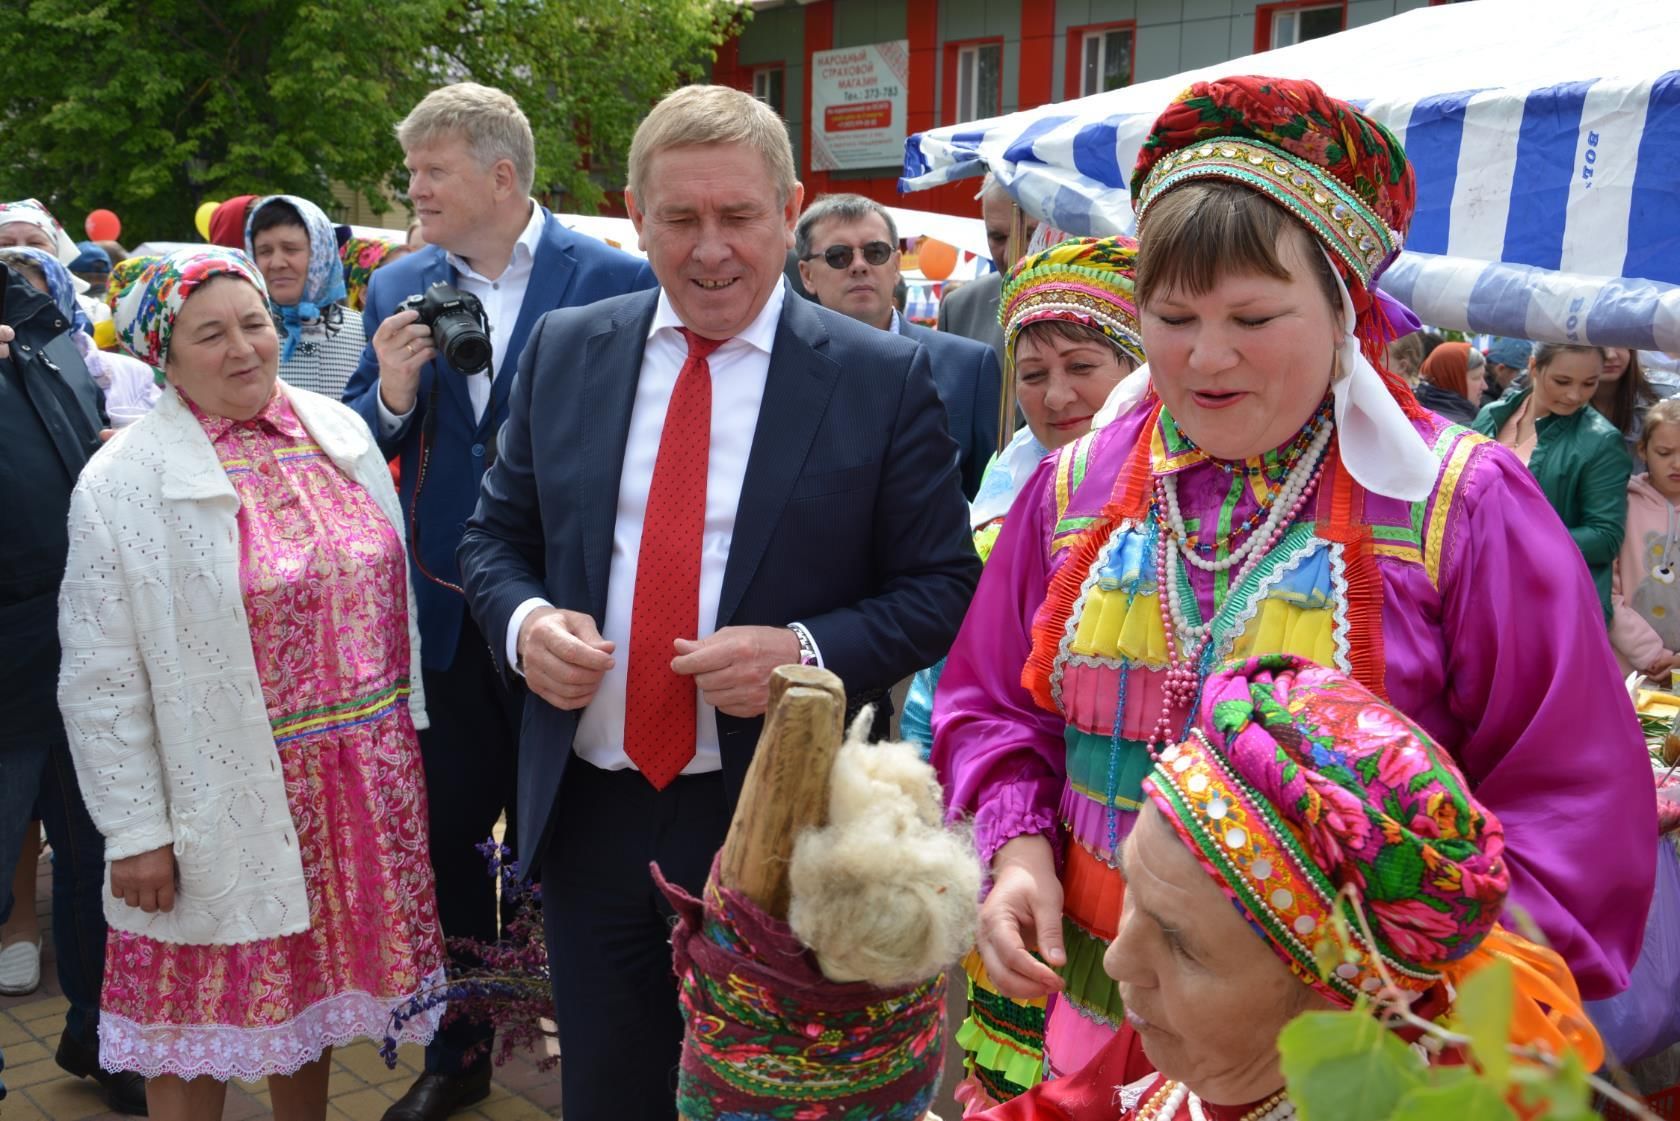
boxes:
[0,69,1672,1121]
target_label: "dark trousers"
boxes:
[417,620,522,1076]
[0,728,107,1052]
[543,761,730,1121]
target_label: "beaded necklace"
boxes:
[1134,1080,1294,1121]
[1140,409,1333,760]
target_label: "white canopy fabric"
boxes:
[899,0,1680,349]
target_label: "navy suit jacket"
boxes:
[898,318,1002,500]
[458,284,983,875]
[342,211,654,670]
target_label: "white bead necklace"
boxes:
[1135,1080,1295,1121]
[1161,419,1334,574]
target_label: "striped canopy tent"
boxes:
[898,0,1680,351]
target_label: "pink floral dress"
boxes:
[99,393,445,1081]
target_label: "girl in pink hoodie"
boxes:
[1612,398,1680,677]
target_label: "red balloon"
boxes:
[85,209,121,241]
[917,237,957,281]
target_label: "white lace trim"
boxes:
[97,966,446,1080]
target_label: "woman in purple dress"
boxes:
[932,76,1655,1082]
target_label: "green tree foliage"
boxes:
[0,0,742,243]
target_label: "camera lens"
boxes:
[435,314,492,374]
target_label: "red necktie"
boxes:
[624,327,727,790]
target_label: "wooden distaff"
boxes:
[716,665,846,920]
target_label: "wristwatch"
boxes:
[788,622,821,667]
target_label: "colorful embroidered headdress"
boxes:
[1000,235,1146,368]
[1144,655,1504,1007]
[1131,77,1417,366]
[1143,655,1602,1066]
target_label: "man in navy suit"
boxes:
[341,82,653,1121]
[795,193,1002,498]
[457,85,980,1120]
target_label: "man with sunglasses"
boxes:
[795,194,1000,499]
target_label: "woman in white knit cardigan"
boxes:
[58,247,443,1121]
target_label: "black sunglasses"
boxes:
[803,241,894,269]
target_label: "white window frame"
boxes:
[752,66,785,116]
[1079,27,1134,97]
[1269,3,1343,49]
[955,42,1002,123]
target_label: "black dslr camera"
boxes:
[397,282,493,374]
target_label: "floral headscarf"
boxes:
[115,247,268,372]
[340,236,394,312]
[5,246,93,336]
[0,198,79,265]
[1146,655,1505,1006]
[244,195,349,362]
[1145,654,1601,1065]
[1000,236,1145,368]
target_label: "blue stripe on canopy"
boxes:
[1625,71,1680,285]
[1402,90,1478,256]
[1503,80,1593,272]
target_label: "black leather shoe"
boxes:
[55,1032,149,1115]
[381,1068,494,1121]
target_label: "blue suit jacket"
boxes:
[458,284,983,875]
[898,318,1002,500]
[342,211,655,670]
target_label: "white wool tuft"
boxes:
[787,709,981,988]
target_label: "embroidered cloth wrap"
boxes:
[1143,654,1509,1008]
[1000,235,1145,367]
[655,857,946,1121]
[114,246,268,372]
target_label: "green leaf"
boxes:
[1278,1011,1427,1121]
[1387,1081,1518,1121]
[1452,958,1514,1088]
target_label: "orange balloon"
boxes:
[917,237,957,281]
[85,208,121,241]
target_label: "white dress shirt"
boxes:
[508,282,787,775]
[378,200,546,434]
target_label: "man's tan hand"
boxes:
[519,607,615,710]
[373,307,437,416]
[111,844,177,914]
[671,626,801,718]
[0,323,13,360]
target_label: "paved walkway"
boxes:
[0,840,562,1120]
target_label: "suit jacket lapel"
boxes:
[579,292,659,616]
[489,211,576,426]
[716,295,839,627]
[419,251,476,429]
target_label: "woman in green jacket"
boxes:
[1475,342,1633,622]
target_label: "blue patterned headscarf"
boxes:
[244,195,348,361]
[7,245,93,337]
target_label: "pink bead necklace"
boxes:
[1143,426,1331,759]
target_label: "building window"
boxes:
[1255,2,1346,52]
[751,66,785,117]
[1068,22,1135,99]
[952,40,1003,123]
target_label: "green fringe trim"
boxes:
[954,976,1045,1096]
[1057,918,1126,1027]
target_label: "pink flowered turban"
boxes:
[1143,654,1508,1008]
